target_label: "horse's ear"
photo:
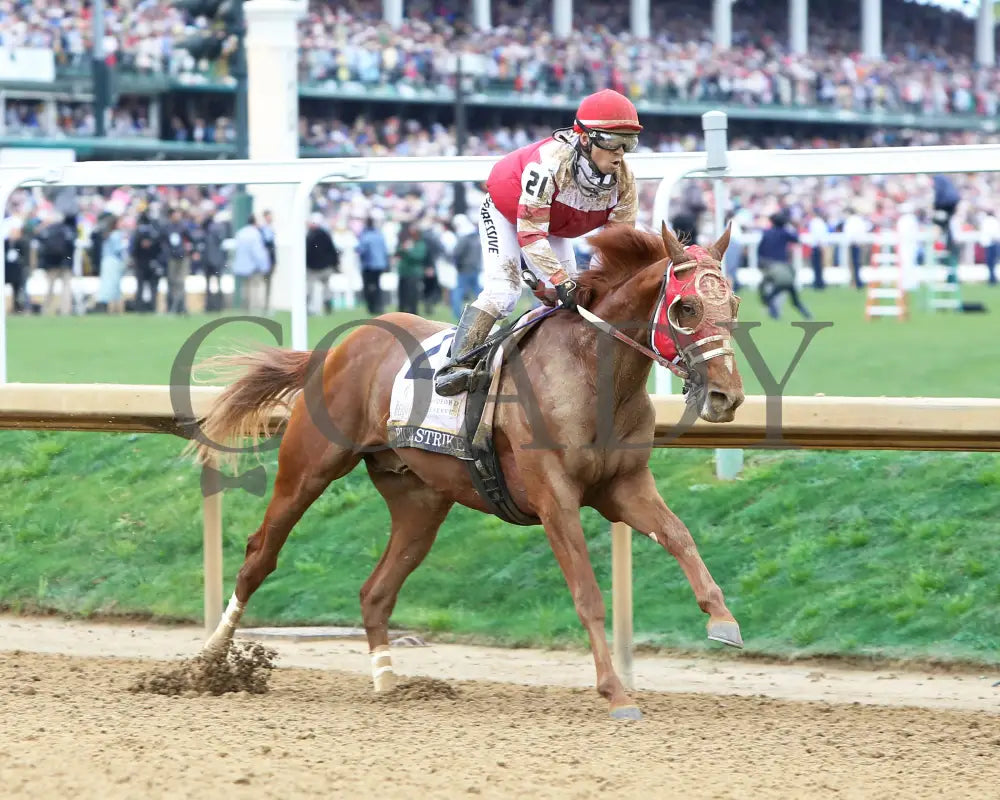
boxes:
[660,221,687,264]
[708,222,732,261]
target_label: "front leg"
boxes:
[594,467,743,648]
[533,486,644,720]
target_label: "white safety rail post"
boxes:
[610,520,634,690]
[702,111,744,481]
[201,453,224,637]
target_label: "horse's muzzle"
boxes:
[701,388,744,423]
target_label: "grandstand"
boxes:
[2,0,999,316]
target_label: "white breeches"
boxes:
[471,194,578,320]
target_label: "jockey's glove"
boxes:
[556,278,579,311]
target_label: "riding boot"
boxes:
[434,305,497,396]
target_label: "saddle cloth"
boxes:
[386,326,502,460]
[385,309,545,461]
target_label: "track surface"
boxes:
[2,616,999,799]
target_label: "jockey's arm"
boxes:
[515,162,572,285]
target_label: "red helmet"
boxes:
[573,89,642,133]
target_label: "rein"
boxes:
[575,306,690,380]
[517,268,687,377]
[519,257,734,392]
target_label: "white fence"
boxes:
[730,228,994,288]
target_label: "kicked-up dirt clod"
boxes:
[128,640,277,696]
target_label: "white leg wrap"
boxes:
[370,645,397,692]
[203,592,246,654]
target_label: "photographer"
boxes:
[131,212,164,312]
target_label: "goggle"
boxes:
[580,124,639,153]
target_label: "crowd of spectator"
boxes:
[2,0,999,120]
[4,0,1000,316]
[302,0,1000,119]
[5,108,999,320]
[2,98,158,138]
[293,114,1000,240]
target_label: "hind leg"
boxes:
[202,404,361,655]
[360,462,453,691]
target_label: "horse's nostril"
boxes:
[708,390,730,410]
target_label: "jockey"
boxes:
[434,88,641,396]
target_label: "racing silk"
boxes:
[486,136,637,282]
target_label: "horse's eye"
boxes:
[681,303,695,316]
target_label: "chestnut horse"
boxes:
[192,222,745,720]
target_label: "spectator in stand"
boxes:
[806,209,830,290]
[259,209,277,310]
[842,207,870,289]
[38,213,77,316]
[96,214,128,314]
[163,206,191,314]
[3,215,27,314]
[979,208,1000,285]
[202,210,231,311]
[933,174,961,259]
[896,202,922,292]
[130,211,164,312]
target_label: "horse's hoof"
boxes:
[373,670,398,693]
[707,619,744,648]
[609,705,643,721]
[200,640,230,660]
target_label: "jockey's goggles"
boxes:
[579,124,639,153]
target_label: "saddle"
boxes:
[453,302,557,527]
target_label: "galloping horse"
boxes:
[192,222,745,720]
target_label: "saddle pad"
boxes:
[386,327,473,459]
[386,309,547,461]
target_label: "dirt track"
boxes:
[2,616,1000,799]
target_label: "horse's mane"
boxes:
[575,225,670,306]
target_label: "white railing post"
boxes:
[290,179,315,352]
[702,111,744,481]
[201,454,223,637]
[611,520,634,691]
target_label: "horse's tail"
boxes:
[184,346,313,469]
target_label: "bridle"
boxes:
[575,253,738,396]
